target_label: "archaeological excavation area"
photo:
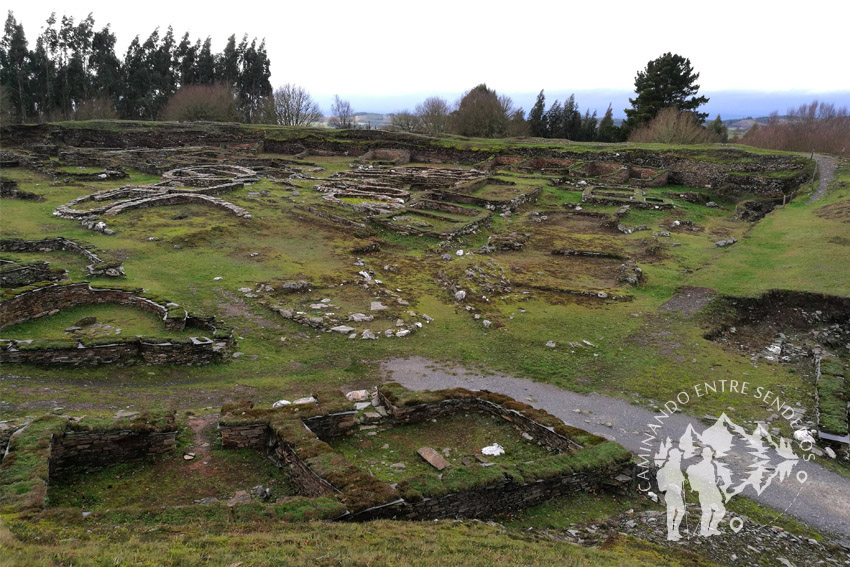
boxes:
[1,122,849,564]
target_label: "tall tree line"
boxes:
[528,90,623,142]
[0,11,271,123]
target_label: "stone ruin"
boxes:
[254,256,432,340]
[0,236,125,281]
[0,281,234,366]
[0,384,632,523]
[53,164,257,234]
[580,185,674,210]
[315,165,485,212]
[219,383,633,521]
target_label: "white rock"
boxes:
[545,340,556,348]
[456,249,464,256]
[481,443,505,456]
[793,429,816,445]
[272,399,291,408]
[330,325,355,334]
[482,320,491,328]
[454,290,466,301]
[354,402,371,410]
[213,276,223,281]
[292,396,317,405]
[396,329,411,337]
[825,447,837,459]
[346,390,371,402]
[361,330,377,340]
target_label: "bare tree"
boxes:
[272,83,322,126]
[328,95,354,129]
[390,110,421,132]
[415,96,449,135]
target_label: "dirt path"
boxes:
[808,155,838,204]
[185,413,218,473]
[381,356,850,540]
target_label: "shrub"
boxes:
[739,101,849,158]
[628,107,717,144]
[160,84,239,122]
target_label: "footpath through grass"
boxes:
[691,160,850,296]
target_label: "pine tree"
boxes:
[597,104,618,142]
[89,24,121,100]
[216,34,240,89]
[561,94,581,139]
[624,52,709,131]
[709,114,728,142]
[0,12,31,121]
[196,38,215,84]
[236,38,271,123]
[544,100,562,138]
[120,35,150,119]
[528,90,546,137]
[580,109,598,142]
[174,32,197,86]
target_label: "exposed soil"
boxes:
[704,291,850,358]
[659,286,718,316]
[185,413,218,475]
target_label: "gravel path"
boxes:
[808,155,838,204]
[382,356,850,539]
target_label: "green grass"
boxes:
[690,163,850,295]
[500,491,659,529]
[0,516,719,567]
[1,304,199,340]
[47,436,294,510]
[330,412,552,484]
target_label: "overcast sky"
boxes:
[7,0,850,116]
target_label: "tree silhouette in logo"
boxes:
[655,413,800,540]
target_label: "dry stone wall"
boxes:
[0,282,234,366]
[353,460,626,521]
[218,385,630,522]
[0,282,170,329]
[2,336,229,366]
[0,262,66,287]
[49,429,176,479]
[378,395,581,453]
[0,237,125,277]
